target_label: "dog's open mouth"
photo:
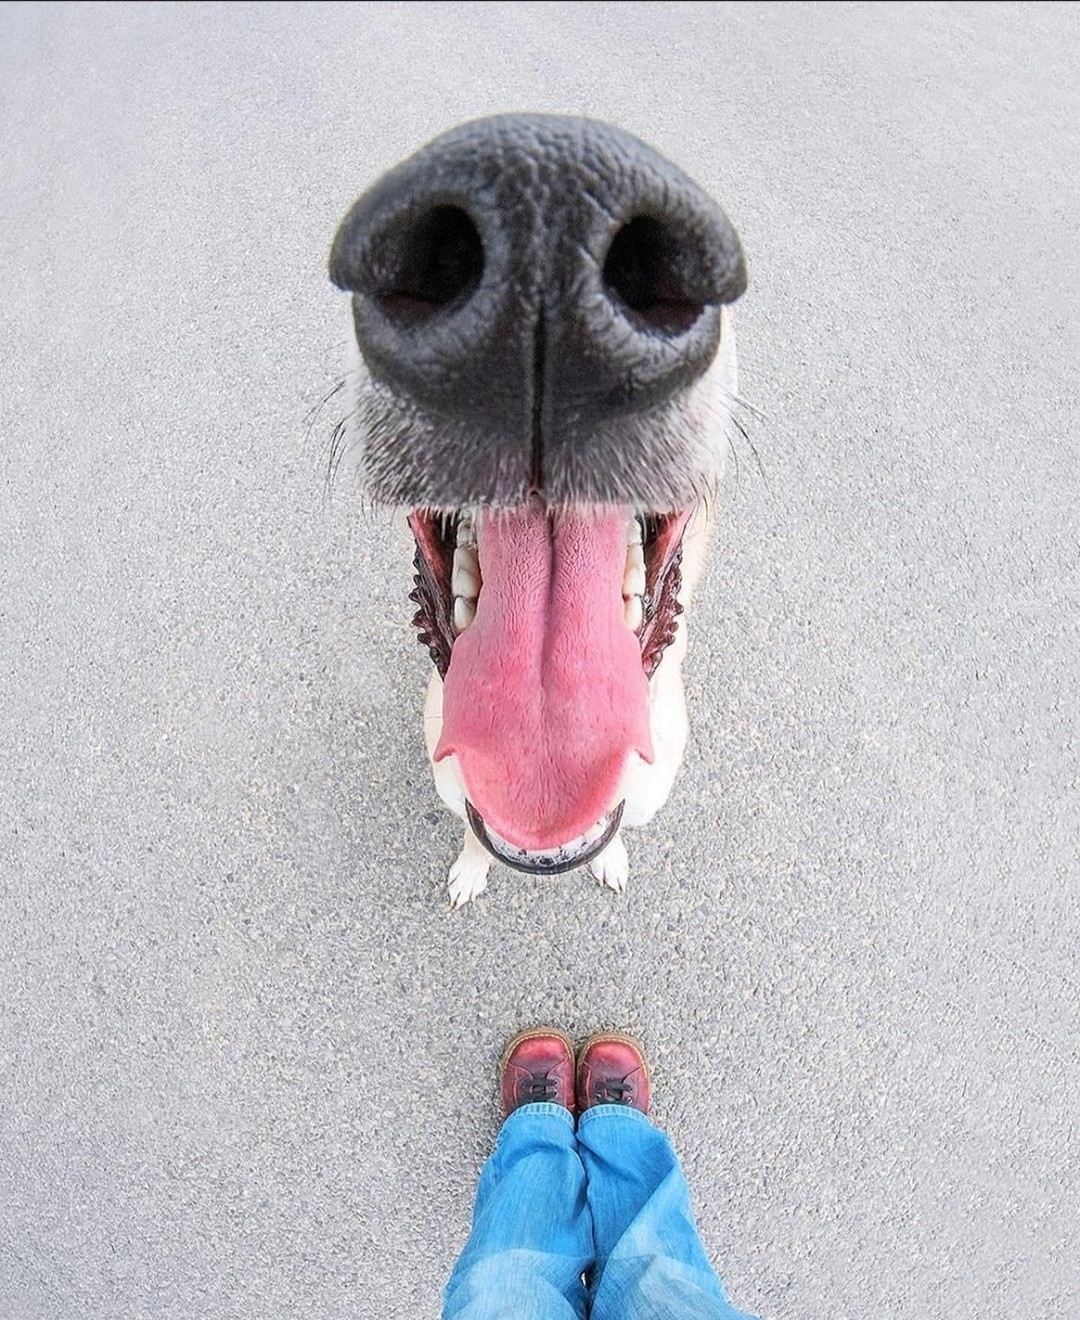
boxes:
[409,501,691,870]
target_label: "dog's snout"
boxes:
[330,115,747,507]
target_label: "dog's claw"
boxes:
[590,833,629,894]
[447,831,492,907]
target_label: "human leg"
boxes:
[576,1035,758,1320]
[442,1030,593,1320]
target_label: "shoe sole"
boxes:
[575,1029,652,1099]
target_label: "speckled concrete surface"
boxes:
[1,3,1077,1317]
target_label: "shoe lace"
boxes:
[594,1077,634,1105]
[523,1070,559,1102]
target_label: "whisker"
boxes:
[691,465,716,521]
[718,384,770,425]
[731,412,771,495]
[324,412,357,500]
[726,431,741,496]
[302,377,346,434]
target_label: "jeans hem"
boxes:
[577,1103,652,1132]
[500,1102,576,1131]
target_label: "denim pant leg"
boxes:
[442,1103,593,1320]
[577,1106,759,1320]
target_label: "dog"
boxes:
[329,115,747,905]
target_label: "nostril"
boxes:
[375,205,484,328]
[602,215,707,336]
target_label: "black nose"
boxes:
[329,115,746,508]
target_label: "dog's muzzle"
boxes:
[328,114,746,510]
[329,116,747,864]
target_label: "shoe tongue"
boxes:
[435,503,653,849]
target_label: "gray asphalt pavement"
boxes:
[2,3,1078,1318]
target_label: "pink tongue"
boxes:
[435,504,653,850]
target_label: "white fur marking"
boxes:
[447,826,492,907]
[589,831,630,893]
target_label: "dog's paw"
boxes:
[448,849,490,908]
[590,833,629,894]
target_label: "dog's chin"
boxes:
[466,799,625,876]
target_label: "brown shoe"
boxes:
[499,1028,576,1119]
[576,1031,651,1114]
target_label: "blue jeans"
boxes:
[443,1103,758,1320]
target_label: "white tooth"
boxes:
[452,546,480,599]
[456,513,476,547]
[623,543,645,597]
[584,821,604,844]
[453,596,476,633]
[627,517,643,546]
[624,594,643,633]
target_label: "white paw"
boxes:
[590,833,629,894]
[447,848,490,908]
